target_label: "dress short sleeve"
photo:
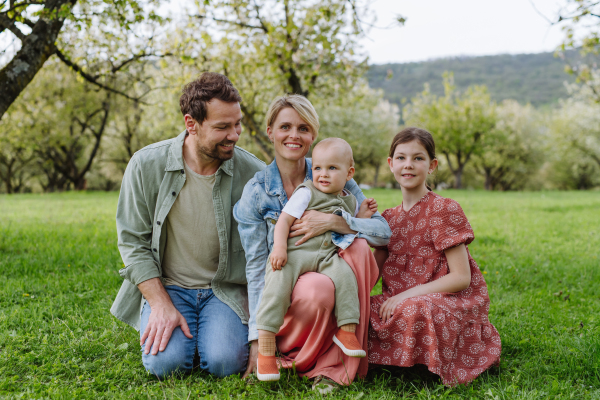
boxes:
[431,197,474,252]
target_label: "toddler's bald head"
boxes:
[312,138,354,168]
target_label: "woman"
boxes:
[233,94,391,392]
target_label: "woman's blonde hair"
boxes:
[265,94,320,138]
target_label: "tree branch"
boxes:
[54,48,148,103]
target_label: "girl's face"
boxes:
[388,140,438,191]
[267,107,316,162]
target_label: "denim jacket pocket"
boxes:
[264,210,279,251]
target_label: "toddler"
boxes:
[256,138,376,381]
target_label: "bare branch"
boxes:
[55,48,148,103]
[197,14,265,31]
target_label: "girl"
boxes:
[369,127,501,386]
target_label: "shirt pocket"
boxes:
[264,210,280,249]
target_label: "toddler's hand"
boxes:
[270,248,287,271]
[357,198,377,218]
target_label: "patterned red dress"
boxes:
[369,192,501,386]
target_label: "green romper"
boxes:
[256,181,361,334]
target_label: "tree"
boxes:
[319,85,398,186]
[474,100,543,191]
[0,110,36,193]
[195,0,377,160]
[4,60,113,191]
[556,0,600,102]
[403,74,497,189]
[0,0,168,119]
[550,97,600,189]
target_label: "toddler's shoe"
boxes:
[333,329,366,358]
[256,353,280,381]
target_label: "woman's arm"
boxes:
[379,244,471,323]
[289,178,391,246]
[232,182,269,343]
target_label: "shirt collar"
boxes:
[264,157,312,197]
[165,130,233,176]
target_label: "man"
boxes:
[110,72,265,379]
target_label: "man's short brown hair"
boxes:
[179,72,242,124]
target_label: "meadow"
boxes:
[0,190,599,399]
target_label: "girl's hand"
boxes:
[379,293,409,323]
[270,248,287,270]
[357,198,378,218]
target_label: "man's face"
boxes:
[186,99,243,162]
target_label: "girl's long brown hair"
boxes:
[389,127,437,190]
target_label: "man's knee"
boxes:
[201,343,248,378]
[141,336,193,379]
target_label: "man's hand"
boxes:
[357,198,378,219]
[242,340,258,379]
[270,247,288,270]
[138,278,193,355]
[288,210,333,245]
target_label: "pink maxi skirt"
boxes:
[276,238,379,385]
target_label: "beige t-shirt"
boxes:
[161,160,220,289]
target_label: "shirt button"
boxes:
[172,191,176,196]
[156,221,161,225]
[180,169,184,174]
[152,248,157,252]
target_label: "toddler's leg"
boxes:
[319,252,365,358]
[256,330,280,381]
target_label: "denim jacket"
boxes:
[111,130,265,330]
[233,159,392,341]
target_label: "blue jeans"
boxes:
[140,286,249,379]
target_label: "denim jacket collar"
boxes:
[165,130,233,176]
[264,158,313,201]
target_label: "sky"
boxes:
[361,0,570,64]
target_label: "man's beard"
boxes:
[197,140,236,161]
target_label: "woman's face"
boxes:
[267,107,316,162]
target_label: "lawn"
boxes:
[0,190,599,399]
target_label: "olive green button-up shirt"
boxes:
[110,130,265,330]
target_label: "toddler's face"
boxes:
[311,146,354,195]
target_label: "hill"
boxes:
[367,52,579,109]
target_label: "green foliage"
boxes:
[318,86,398,185]
[367,52,580,109]
[404,73,497,189]
[473,101,545,191]
[195,0,371,160]
[1,190,599,398]
[557,0,600,102]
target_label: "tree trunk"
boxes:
[373,162,380,188]
[453,168,463,189]
[0,0,77,119]
[484,168,492,191]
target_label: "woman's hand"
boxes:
[289,210,356,245]
[289,210,334,245]
[242,340,258,379]
[379,293,410,323]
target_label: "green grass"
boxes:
[1,190,599,399]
